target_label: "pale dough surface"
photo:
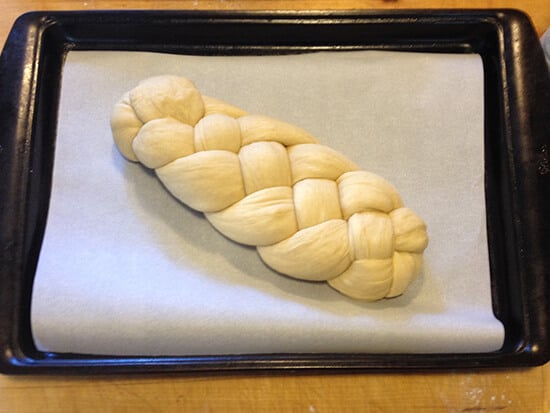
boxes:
[30,50,504,355]
[111,75,429,300]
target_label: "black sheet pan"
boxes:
[0,9,549,374]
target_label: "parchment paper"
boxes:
[30,50,505,355]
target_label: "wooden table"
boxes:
[1,1,549,412]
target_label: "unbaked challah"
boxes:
[111,75,428,301]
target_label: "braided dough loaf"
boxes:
[111,75,428,301]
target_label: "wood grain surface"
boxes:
[1,1,549,412]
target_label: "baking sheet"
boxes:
[30,50,504,355]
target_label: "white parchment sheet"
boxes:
[30,50,505,355]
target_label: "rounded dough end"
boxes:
[390,207,429,253]
[129,75,205,126]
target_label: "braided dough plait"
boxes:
[111,75,428,301]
